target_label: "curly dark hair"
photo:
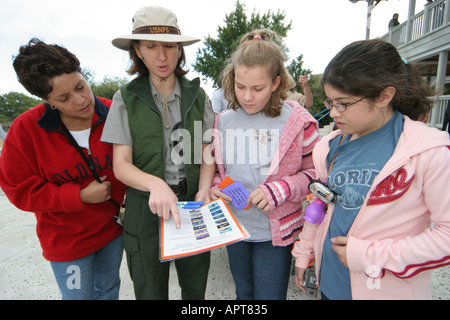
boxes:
[321,38,433,121]
[13,38,81,99]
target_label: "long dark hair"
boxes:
[321,39,433,121]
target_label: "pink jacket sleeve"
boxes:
[292,221,319,268]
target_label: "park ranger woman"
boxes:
[101,6,215,300]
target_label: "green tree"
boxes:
[0,92,42,122]
[192,0,332,127]
[90,76,129,100]
[83,67,129,100]
[287,55,312,93]
[193,0,292,87]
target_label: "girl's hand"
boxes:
[195,188,211,204]
[247,188,270,212]
[294,267,307,293]
[80,175,112,204]
[210,187,232,202]
[331,236,349,268]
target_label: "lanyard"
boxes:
[327,134,346,175]
[58,117,120,210]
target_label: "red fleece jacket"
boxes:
[0,97,124,262]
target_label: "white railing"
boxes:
[381,0,448,46]
[428,95,450,129]
[429,0,447,31]
[410,11,424,41]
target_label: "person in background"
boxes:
[388,13,400,29]
[211,71,229,114]
[286,73,313,108]
[292,39,450,300]
[101,6,215,300]
[210,29,320,299]
[0,39,125,300]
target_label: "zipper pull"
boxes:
[87,149,95,171]
[87,149,102,183]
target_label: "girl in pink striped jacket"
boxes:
[210,30,320,300]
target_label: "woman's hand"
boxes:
[210,187,232,202]
[147,178,181,228]
[112,144,181,227]
[80,175,111,204]
[195,188,211,204]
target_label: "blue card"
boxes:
[222,181,250,210]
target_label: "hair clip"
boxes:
[253,35,262,40]
[400,55,408,65]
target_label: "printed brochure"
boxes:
[159,198,249,261]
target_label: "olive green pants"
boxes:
[123,189,210,300]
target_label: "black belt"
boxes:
[169,178,187,196]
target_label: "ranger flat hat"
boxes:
[112,6,200,50]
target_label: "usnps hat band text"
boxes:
[133,26,181,35]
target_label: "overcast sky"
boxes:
[0,0,429,97]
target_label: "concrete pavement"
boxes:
[0,189,448,300]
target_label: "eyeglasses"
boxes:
[324,97,365,112]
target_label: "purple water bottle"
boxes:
[303,198,326,225]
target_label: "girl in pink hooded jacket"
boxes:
[292,39,450,300]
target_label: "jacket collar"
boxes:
[37,95,108,132]
[126,75,200,123]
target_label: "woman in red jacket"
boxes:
[0,39,125,300]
